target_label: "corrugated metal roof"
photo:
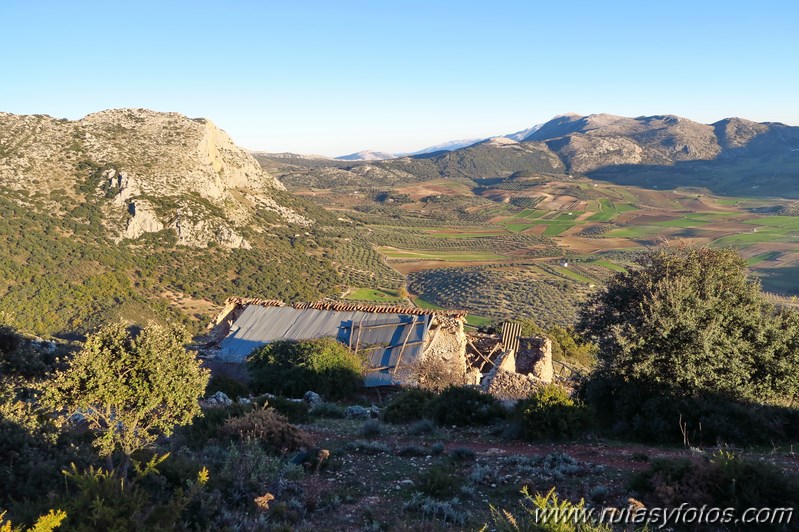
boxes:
[501,321,522,354]
[218,304,430,386]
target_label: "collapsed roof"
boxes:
[213,298,468,387]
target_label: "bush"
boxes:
[578,245,799,404]
[199,440,303,507]
[309,402,346,419]
[265,396,311,423]
[205,375,250,401]
[360,419,383,439]
[397,445,428,457]
[247,338,364,400]
[58,456,208,532]
[514,384,590,440]
[407,419,436,436]
[220,407,312,455]
[583,373,799,445]
[381,388,436,424]
[631,452,799,516]
[47,322,209,468]
[449,447,476,461]
[417,464,459,499]
[173,402,254,449]
[0,325,22,355]
[430,386,505,427]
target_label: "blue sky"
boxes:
[1,1,797,156]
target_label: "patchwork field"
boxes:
[283,173,799,324]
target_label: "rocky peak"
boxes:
[0,108,308,248]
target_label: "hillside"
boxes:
[0,109,398,336]
[267,113,799,198]
[262,113,799,325]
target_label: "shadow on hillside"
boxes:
[585,125,799,198]
[587,150,799,199]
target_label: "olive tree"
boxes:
[48,322,209,471]
[577,245,799,404]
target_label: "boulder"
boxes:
[345,405,380,419]
[204,391,233,406]
[303,391,323,409]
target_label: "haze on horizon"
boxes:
[1,0,797,157]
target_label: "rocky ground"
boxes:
[266,415,799,530]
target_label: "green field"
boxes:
[288,174,799,325]
[550,265,594,283]
[345,287,402,302]
[590,259,627,272]
[712,230,798,248]
[542,223,575,236]
[744,216,799,230]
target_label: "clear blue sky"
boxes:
[1,1,797,156]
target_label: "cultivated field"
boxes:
[283,173,799,324]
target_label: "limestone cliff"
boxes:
[0,108,308,248]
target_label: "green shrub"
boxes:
[265,396,310,423]
[583,373,799,445]
[247,338,364,400]
[381,388,436,424]
[220,407,312,455]
[205,375,250,401]
[417,464,459,499]
[173,402,254,449]
[631,451,799,516]
[408,419,436,436]
[514,384,589,440]
[58,456,208,532]
[309,402,346,419]
[578,246,799,405]
[449,447,476,461]
[199,440,303,507]
[430,386,505,427]
[0,325,22,355]
[360,419,383,439]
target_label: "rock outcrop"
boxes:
[0,108,306,248]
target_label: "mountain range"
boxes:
[268,113,799,197]
[332,123,544,160]
[3,107,799,337]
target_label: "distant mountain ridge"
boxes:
[333,122,544,160]
[268,112,799,197]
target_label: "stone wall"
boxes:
[409,316,470,389]
[516,337,553,384]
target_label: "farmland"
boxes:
[272,166,799,324]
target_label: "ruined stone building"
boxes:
[208,298,471,387]
[208,298,558,395]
